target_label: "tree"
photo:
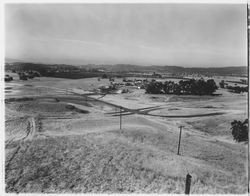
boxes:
[163,81,174,94]
[231,119,248,142]
[219,80,225,88]
[145,81,163,94]
[206,79,218,95]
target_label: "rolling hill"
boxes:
[5,58,247,77]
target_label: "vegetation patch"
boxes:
[65,105,89,114]
[231,119,248,142]
[146,78,218,95]
[168,108,180,111]
[203,106,216,108]
[5,97,34,103]
[219,80,248,93]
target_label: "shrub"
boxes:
[65,105,75,110]
[102,74,108,79]
[231,119,248,142]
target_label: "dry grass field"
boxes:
[5,74,248,193]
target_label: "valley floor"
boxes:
[5,75,248,193]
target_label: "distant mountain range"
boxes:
[5,58,248,77]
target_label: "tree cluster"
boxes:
[219,80,248,93]
[146,78,218,95]
[226,85,248,93]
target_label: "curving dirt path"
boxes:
[5,117,36,171]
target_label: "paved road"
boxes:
[5,86,226,118]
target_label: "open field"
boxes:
[5,74,248,193]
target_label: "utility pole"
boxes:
[120,107,122,129]
[177,125,184,155]
[247,4,250,194]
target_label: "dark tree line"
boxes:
[226,85,248,93]
[146,78,218,95]
[219,80,248,93]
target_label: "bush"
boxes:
[102,74,108,79]
[65,105,75,110]
[231,119,248,142]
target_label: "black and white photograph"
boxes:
[3,1,249,194]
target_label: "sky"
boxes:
[5,3,247,67]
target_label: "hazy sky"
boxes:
[5,4,247,67]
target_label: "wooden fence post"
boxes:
[120,107,122,129]
[185,173,192,194]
